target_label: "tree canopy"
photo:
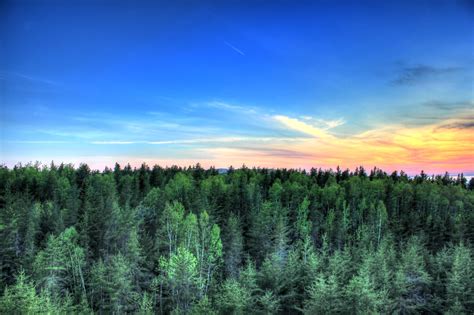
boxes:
[0,163,473,313]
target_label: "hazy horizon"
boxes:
[2,161,474,179]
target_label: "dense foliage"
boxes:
[1,163,473,314]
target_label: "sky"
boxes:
[1,0,473,175]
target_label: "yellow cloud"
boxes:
[206,114,474,174]
[273,115,335,139]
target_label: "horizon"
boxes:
[2,1,473,175]
[3,161,474,178]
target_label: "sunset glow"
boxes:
[1,1,473,175]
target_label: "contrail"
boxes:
[224,41,245,56]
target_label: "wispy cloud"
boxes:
[201,112,474,174]
[224,41,245,56]
[391,64,462,85]
[387,100,474,127]
[435,114,474,130]
[205,101,257,114]
[5,96,473,175]
[299,116,345,130]
[37,128,115,140]
[148,137,245,145]
[439,121,474,129]
[6,140,72,144]
[91,141,136,145]
[423,100,473,111]
[273,115,339,138]
[91,136,299,145]
[0,71,60,86]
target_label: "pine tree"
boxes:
[0,271,42,313]
[257,290,281,314]
[294,197,312,243]
[215,278,252,315]
[303,273,343,314]
[160,247,200,313]
[107,253,137,313]
[89,253,137,313]
[446,243,473,313]
[393,237,432,313]
[249,201,274,263]
[346,256,386,314]
[33,227,87,303]
[223,213,243,278]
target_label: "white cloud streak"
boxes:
[273,115,335,138]
[91,136,300,145]
[205,101,257,114]
[224,41,245,56]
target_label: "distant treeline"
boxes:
[0,163,473,314]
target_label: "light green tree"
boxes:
[0,271,81,313]
[0,271,43,313]
[89,253,137,313]
[446,243,473,313]
[257,290,280,314]
[160,247,200,313]
[33,227,87,303]
[190,295,217,315]
[196,211,223,296]
[303,274,343,314]
[107,253,137,313]
[346,258,386,314]
[160,201,185,256]
[294,197,312,243]
[215,278,252,315]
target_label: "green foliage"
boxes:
[89,254,138,313]
[161,247,200,313]
[33,227,86,302]
[138,292,154,314]
[257,290,281,314]
[446,243,473,313]
[393,237,432,313]
[107,254,137,313]
[295,197,312,242]
[346,264,386,314]
[223,213,243,278]
[160,201,186,256]
[0,271,43,313]
[195,210,223,296]
[190,295,217,315]
[215,278,252,315]
[1,164,473,314]
[0,271,83,313]
[303,274,343,314]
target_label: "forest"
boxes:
[0,163,473,314]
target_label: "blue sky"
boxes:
[1,0,473,174]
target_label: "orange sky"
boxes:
[13,111,471,176]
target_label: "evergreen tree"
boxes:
[393,237,432,313]
[303,273,343,314]
[33,227,87,303]
[160,247,200,313]
[446,243,473,313]
[223,213,243,278]
[215,278,252,315]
